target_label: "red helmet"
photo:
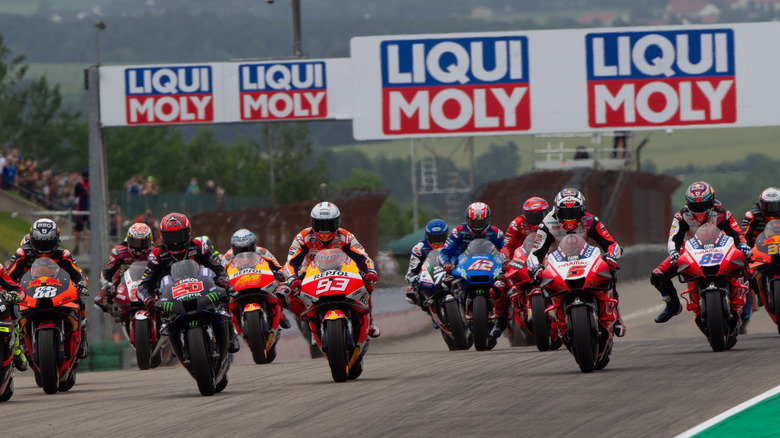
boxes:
[127,222,153,257]
[523,197,550,226]
[685,181,715,223]
[160,213,191,260]
[466,202,491,238]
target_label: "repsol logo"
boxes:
[586,29,736,127]
[239,61,327,121]
[125,66,213,124]
[381,36,530,134]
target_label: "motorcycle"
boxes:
[452,239,503,351]
[418,249,471,351]
[505,235,561,351]
[18,258,84,394]
[298,249,371,382]
[226,252,285,364]
[540,234,617,373]
[113,261,169,370]
[677,223,747,351]
[155,260,232,396]
[0,293,18,402]
[749,219,780,335]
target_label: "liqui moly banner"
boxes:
[99,59,351,126]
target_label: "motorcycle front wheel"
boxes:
[135,319,152,370]
[570,305,597,373]
[38,329,59,394]
[443,300,469,350]
[704,289,728,352]
[186,326,216,396]
[324,319,348,382]
[772,279,780,336]
[244,311,269,364]
[472,295,489,351]
[531,294,551,351]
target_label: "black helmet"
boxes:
[230,229,256,255]
[30,218,60,255]
[759,187,780,219]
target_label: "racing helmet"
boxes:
[424,219,449,250]
[685,181,715,223]
[160,213,191,260]
[311,202,340,242]
[759,187,780,219]
[554,188,586,231]
[466,202,491,238]
[30,218,60,255]
[230,229,256,255]
[196,235,215,252]
[127,222,153,257]
[523,196,550,227]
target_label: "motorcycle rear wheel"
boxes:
[705,290,727,352]
[472,295,489,351]
[39,329,59,394]
[186,327,216,396]
[245,311,269,364]
[324,319,349,382]
[531,294,551,352]
[443,300,469,350]
[215,374,228,393]
[570,306,597,373]
[135,319,152,370]
[0,377,13,402]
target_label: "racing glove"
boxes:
[669,250,681,264]
[602,254,619,270]
[442,262,455,274]
[276,285,291,308]
[405,286,420,306]
[143,296,156,311]
[737,242,752,259]
[410,275,420,288]
[4,290,22,304]
[530,265,543,281]
[287,277,302,292]
[364,270,379,284]
[274,270,286,283]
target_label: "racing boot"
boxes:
[228,326,240,353]
[78,320,89,359]
[654,292,682,323]
[612,291,626,337]
[489,315,507,340]
[368,317,381,338]
[280,312,292,329]
[13,327,28,371]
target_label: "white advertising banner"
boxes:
[99,59,352,127]
[350,22,780,139]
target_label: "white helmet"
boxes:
[310,202,340,242]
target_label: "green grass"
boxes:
[0,212,31,258]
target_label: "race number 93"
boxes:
[316,278,350,295]
[33,286,58,299]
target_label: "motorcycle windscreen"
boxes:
[170,259,200,280]
[556,234,588,260]
[230,252,263,270]
[313,249,349,271]
[465,239,498,256]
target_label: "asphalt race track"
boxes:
[4,280,780,437]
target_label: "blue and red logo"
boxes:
[125,66,213,124]
[239,61,327,121]
[380,36,530,135]
[586,29,736,128]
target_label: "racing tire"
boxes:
[441,330,457,351]
[531,294,551,352]
[704,290,728,352]
[443,300,469,350]
[472,295,489,351]
[215,374,228,393]
[348,360,363,380]
[135,319,152,370]
[0,378,12,402]
[186,327,216,396]
[570,305,597,373]
[245,311,269,364]
[266,344,277,364]
[324,319,349,382]
[58,372,76,392]
[39,329,59,394]
[772,280,780,336]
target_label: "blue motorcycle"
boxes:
[452,239,503,351]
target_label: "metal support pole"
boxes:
[411,140,419,231]
[291,0,303,58]
[87,65,110,342]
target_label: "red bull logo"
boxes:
[29,277,62,287]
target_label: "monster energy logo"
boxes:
[188,320,198,327]
[162,302,174,315]
[206,291,219,306]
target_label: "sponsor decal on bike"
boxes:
[380,35,530,134]
[586,29,736,127]
[172,280,205,299]
[239,61,327,121]
[29,278,62,287]
[124,65,214,124]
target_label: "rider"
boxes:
[136,213,241,353]
[0,265,27,371]
[438,202,505,272]
[404,219,449,324]
[279,202,381,338]
[651,181,751,324]
[525,188,626,337]
[196,235,220,258]
[6,218,90,358]
[489,197,550,340]
[94,223,154,313]
[740,187,780,317]
[221,228,291,329]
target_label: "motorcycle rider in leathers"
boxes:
[489,197,549,341]
[404,219,449,326]
[7,218,90,359]
[0,264,27,371]
[94,222,154,314]
[136,213,241,353]
[221,228,291,329]
[651,181,751,324]
[525,189,626,337]
[279,202,381,338]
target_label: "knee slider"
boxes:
[650,269,665,290]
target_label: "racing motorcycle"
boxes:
[505,235,561,351]
[226,252,284,364]
[418,249,470,350]
[540,234,617,373]
[452,239,502,351]
[677,223,747,351]
[113,261,168,370]
[18,258,84,394]
[155,260,231,396]
[0,292,17,402]
[297,249,371,382]
[749,219,780,335]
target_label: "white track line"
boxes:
[675,385,780,438]
[622,304,664,321]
